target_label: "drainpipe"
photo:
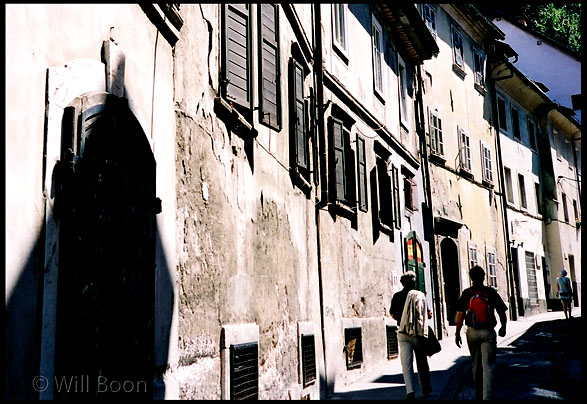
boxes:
[487,59,518,320]
[414,64,443,338]
[571,138,581,202]
[312,3,329,399]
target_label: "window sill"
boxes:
[290,167,312,195]
[429,152,446,165]
[329,200,356,220]
[214,97,258,139]
[333,42,349,65]
[140,4,183,46]
[482,179,494,188]
[374,88,386,105]
[458,167,474,179]
[452,63,466,80]
[474,83,487,96]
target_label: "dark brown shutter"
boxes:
[332,119,346,202]
[230,342,259,400]
[357,135,367,211]
[301,334,316,387]
[290,58,308,171]
[259,4,280,129]
[377,156,393,227]
[222,4,251,109]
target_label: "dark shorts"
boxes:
[560,292,572,301]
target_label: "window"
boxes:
[511,106,520,140]
[422,4,436,36]
[535,183,542,215]
[376,152,393,230]
[518,174,527,209]
[525,252,539,306]
[356,135,368,212]
[429,109,443,156]
[403,173,415,212]
[290,58,309,175]
[344,327,363,369]
[572,199,579,222]
[399,64,408,127]
[258,4,281,130]
[528,118,537,150]
[561,192,569,222]
[221,4,251,110]
[332,4,347,55]
[497,96,508,132]
[504,167,514,204]
[328,115,355,207]
[459,128,472,172]
[372,15,384,96]
[487,250,497,288]
[230,342,259,399]
[473,48,485,87]
[480,142,493,183]
[469,244,478,269]
[451,25,464,69]
[386,325,399,360]
[300,334,316,387]
[392,165,401,229]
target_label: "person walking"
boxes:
[556,269,573,319]
[454,265,508,400]
[389,271,432,400]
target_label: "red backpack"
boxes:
[467,289,493,328]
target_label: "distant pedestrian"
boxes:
[390,271,432,400]
[556,269,573,319]
[454,265,507,400]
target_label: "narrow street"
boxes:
[327,309,581,400]
[455,315,582,400]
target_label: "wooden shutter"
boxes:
[259,4,280,129]
[357,135,368,211]
[230,342,259,400]
[290,58,308,170]
[377,156,393,227]
[301,334,316,387]
[222,4,251,109]
[331,118,346,202]
[392,165,401,229]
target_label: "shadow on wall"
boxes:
[5,94,174,400]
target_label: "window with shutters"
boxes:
[473,47,486,93]
[528,118,537,151]
[356,135,368,212]
[386,325,399,360]
[518,174,527,209]
[451,25,465,77]
[376,152,393,232]
[230,342,259,400]
[300,334,316,387]
[344,327,363,369]
[392,165,401,230]
[332,4,348,60]
[480,141,493,184]
[504,167,514,204]
[403,175,414,212]
[535,183,542,215]
[525,252,539,306]
[398,64,409,129]
[258,4,281,130]
[372,15,384,98]
[487,250,497,288]
[422,4,437,38]
[405,232,425,292]
[328,109,356,209]
[458,128,472,174]
[429,109,443,157]
[497,96,508,133]
[290,57,311,190]
[511,106,521,140]
[221,4,252,111]
[561,192,569,222]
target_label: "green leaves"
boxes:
[522,3,581,55]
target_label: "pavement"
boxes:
[327,307,581,400]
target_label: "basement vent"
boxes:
[344,327,363,369]
[301,334,316,387]
[230,342,259,400]
[386,325,399,360]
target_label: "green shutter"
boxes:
[259,4,280,129]
[333,120,346,201]
[222,4,251,109]
[357,136,367,211]
[290,58,308,171]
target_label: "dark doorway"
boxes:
[440,238,460,325]
[53,92,158,399]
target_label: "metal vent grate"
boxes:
[386,325,399,360]
[344,327,363,369]
[230,342,259,400]
[301,334,316,387]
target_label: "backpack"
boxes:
[466,290,493,328]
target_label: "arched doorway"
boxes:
[53,92,158,398]
[440,238,460,326]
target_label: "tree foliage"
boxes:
[521,3,581,55]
